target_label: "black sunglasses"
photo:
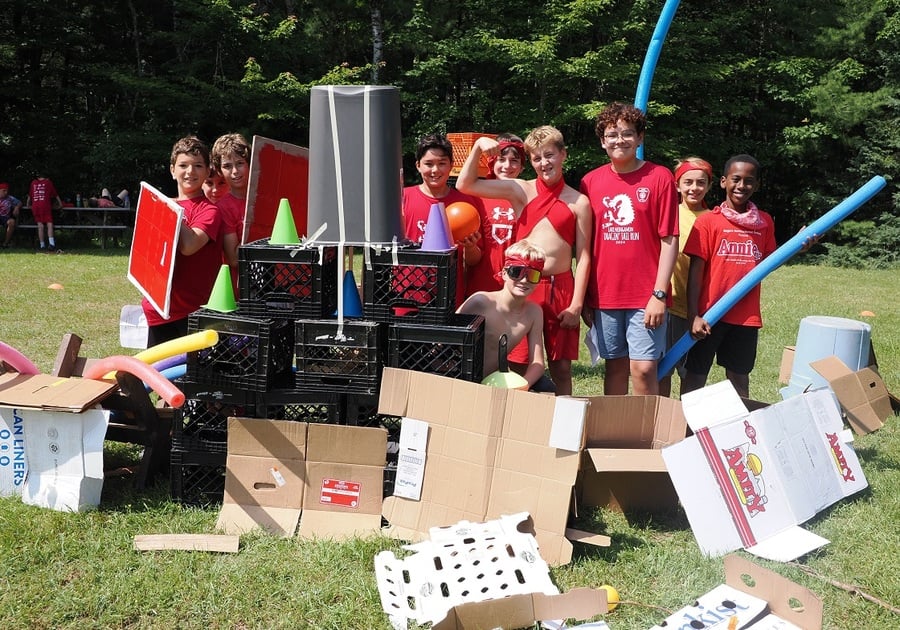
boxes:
[505,265,542,284]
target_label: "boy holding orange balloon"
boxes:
[457,127,592,395]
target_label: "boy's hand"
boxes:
[690,316,711,339]
[558,305,582,329]
[455,231,481,248]
[798,226,821,253]
[474,136,500,156]
[581,309,594,328]
[643,297,666,329]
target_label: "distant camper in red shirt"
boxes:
[141,136,223,347]
[681,154,776,399]
[26,174,64,252]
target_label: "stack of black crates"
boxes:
[170,239,485,506]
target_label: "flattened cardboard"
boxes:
[663,383,867,560]
[578,395,687,514]
[21,407,109,512]
[810,355,892,434]
[378,368,586,566]
[0,372,116,412]
[216,418,307,537]
[650,555,822,629]
[298,422,387,539]
[216,418,387,540]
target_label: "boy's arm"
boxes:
[559,194,592,329]
[644,235,678,329]
[456,137,528,208]
[178,224,212,256]
[523,307,546,387]
[686,255,711,339]
[223,232,240,268]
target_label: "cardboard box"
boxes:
[663,383,867,561]
[578,395,688,514]
[377,368,592,566]
[0,407,27,496]
[21,407,109,512]
[649,554,822,629]
[810,356,893,434]
[216,418,387,539]
[0,372,116,412]
[374,512,606,630]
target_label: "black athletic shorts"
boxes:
[684,321,758,376]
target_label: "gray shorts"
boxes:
[593,308,667,361]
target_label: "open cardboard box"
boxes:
[649,554,822,629]
[0,372,116,412]
[780,344,899,434]
[374,512,607,630]
[577,395,688,514]
[216,417,387,539]
[663,382,868,561]
[377,368,607,567]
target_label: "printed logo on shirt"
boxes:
[489,205,515,245]
[716,238,763,261]
[416,218,427,243]
[601,194,640,243]
[636,187,650,203]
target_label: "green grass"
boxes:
[1,249,898,628]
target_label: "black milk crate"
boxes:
[387,313,485,382]
[255,389,344,424]
[172,386,258,451]
[239,239,339,320]
[363,246,458,324]
[187,309,295,391]
[294,320,386,394]
[345,393,401,440]
[170,446,226,507]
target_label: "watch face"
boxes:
[653,290,666,299]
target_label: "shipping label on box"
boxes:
[0,407,27,497]
[663,385,867,560]
[21,407,109,512]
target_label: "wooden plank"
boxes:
[133,534,240,553]
[52,333,83,377]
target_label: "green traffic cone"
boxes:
[269,198,300,245]
[204,264,238,312]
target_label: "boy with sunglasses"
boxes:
[457,240,547,390]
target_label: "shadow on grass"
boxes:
[569,504,691,563]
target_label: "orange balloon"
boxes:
[445,201,481,241]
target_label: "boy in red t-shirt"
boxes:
[681,154,776,399]
[141,136,223,347]
[26,174,63,252]
[212,133,251,290]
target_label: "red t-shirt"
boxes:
[683,207,777,327]
[579,162,679,309]
[465,196,517,296]
[217,193,245,240]
[29,178,58,212]
[142,195,223,325]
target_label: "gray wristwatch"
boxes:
[652,289,667,300]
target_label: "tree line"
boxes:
[1,0,897,257]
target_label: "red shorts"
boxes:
[31,205,52,223]
[508,269,580,363]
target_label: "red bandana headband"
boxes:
[487,140,527,178]
[504,253,544,272]
[674,159,714,185]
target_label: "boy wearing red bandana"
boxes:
[681,154,776,399]
[456,126,592,396]
[457,240,547,389]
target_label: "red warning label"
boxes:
[319,478,361,508]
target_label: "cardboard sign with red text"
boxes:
[127,182,183,319]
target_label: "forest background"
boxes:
[1,0,898,266]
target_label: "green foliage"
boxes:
[808,213,900,269]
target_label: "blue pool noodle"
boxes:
[658,175,887,378]
[634,0,682,159]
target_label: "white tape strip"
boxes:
[327,86,346,243]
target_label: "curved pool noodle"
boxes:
[84,355,186,408]
[152,353,187,372]
[0,341,41,375]
[658,175,887,378]
[103,329,218,378]
[145,364,186,392]
[634,0,682,159]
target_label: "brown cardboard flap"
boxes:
[0,373,116,412]
[809,356,853,382]
[725,554,823,629]
[433,589,606,630]
[585,448,667,472]
[297,510,382,540]
[215,504,301,537]
[532,588,606,622]
[565,528,611,548]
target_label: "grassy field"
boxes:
[0,246,898,629]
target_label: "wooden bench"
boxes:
[19,205,134,248]
[53,333,172,490]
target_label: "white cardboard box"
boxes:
[662,383,867,560]
[0,407,27,496]
[21,407,109,512]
